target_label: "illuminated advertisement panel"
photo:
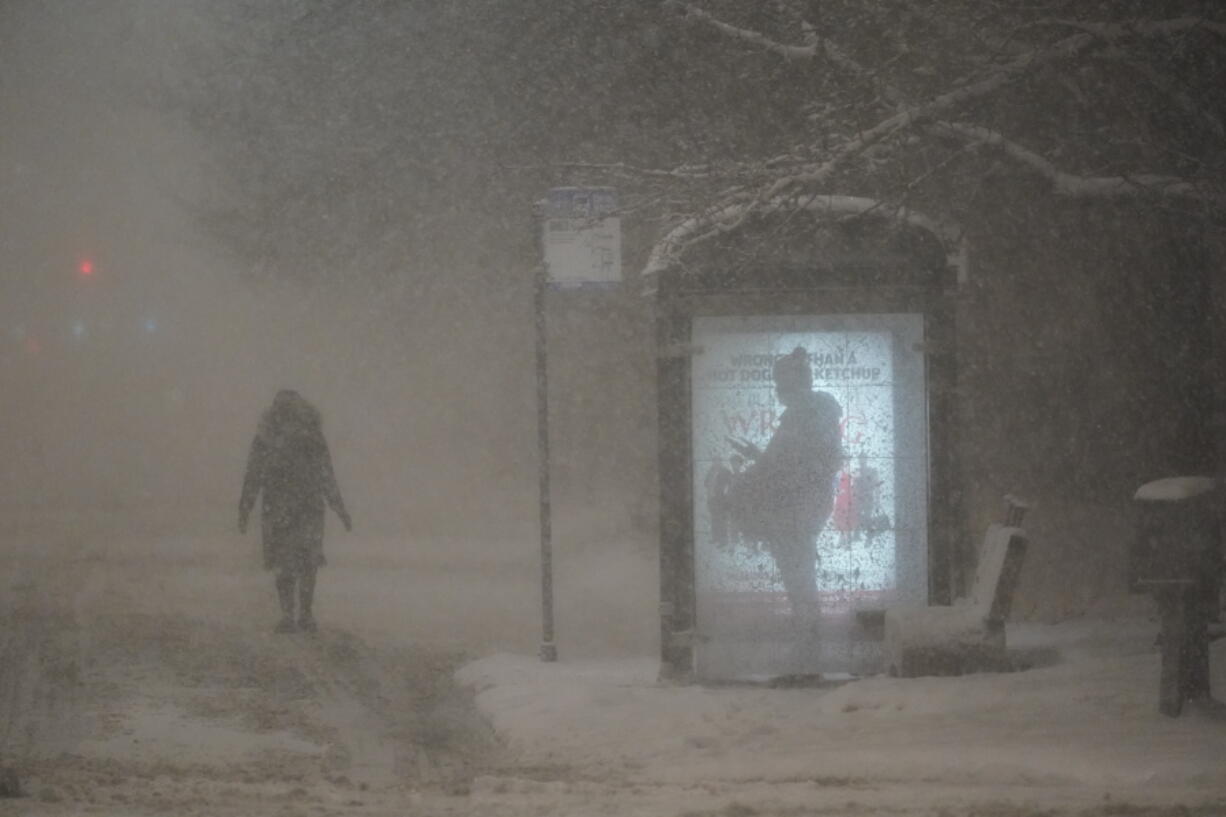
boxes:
[691,314,928,678]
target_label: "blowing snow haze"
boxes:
[2,0,1226,813]
[0,0,657,545]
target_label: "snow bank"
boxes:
[458,618,1226,794]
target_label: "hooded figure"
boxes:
[239,390,351,633]
[727,347,842,631]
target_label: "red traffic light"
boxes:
[78,259,95,277]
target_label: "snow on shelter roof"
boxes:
[641,195,967,294]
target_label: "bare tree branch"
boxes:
[771,16,1226,190]
[1112,56,1226,140]
[665,0,817,60]
[554,152,817,179]
[545,161,722,180]
[1045,16,1226,41]
[668,0,907,104]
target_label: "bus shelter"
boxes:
[651,201,964,682]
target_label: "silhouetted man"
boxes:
[728,347,842,631]
[240,390,351,633]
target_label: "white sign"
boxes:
[542,187,621,287]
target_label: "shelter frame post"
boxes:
[658,294,696,680]
[533,206,557,663]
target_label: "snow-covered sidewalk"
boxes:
[458,617,1226,801]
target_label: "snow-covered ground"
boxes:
[3,530,1225,816]
[457,617,1226,814]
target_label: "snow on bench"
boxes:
[884,523,1028,678]
[1133,476,1216,503]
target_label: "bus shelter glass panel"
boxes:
[691,314,928,680]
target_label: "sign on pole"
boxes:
[542,187,621,287]
[532,187,621,663]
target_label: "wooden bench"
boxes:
[884,521,1029,678]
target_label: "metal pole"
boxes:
[534,208,557,663]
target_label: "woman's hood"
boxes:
[257,390,322,442]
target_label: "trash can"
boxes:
[1132,476,1221,716]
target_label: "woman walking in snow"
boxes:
[239,390,351,633]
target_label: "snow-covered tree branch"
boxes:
[928,122,1214,200]
[625,2,1226,275]
[643,194,967,280]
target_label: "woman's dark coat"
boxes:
[239,392,348,571]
